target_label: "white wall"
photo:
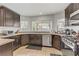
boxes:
[30,15,55,32]
[0,27,19,33]
[20,14,55,32]
[20,16,32,32]
[20,11,65,32]
[53,11,65,32]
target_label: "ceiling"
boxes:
[0,3,69,16]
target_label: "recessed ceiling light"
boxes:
[40,12,42,15]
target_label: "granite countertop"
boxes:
[0,39,15,46]
[0,32,65,38]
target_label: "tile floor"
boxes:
[13,45,74,56]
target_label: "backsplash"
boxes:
[65,26,79,32]
[0,27,20,33]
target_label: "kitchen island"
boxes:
[0,39,14,56]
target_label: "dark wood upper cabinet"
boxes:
[0,7,4,26]
[65,3,79,15]
[65,5,70,26]
[4,8,14,26]
[13,14,20,27]
[65,3,79,26]
[73,3,79,12]
[0,6,20,27]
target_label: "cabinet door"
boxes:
[0,6,20,27]
[14,14,20,27]
[68,3,79,16]
[12,36,21,50]
[69,4,74,14]
[0,43,13,56]
[0,8,4,26]
[29,34,42,46]
[4,9,14,26]
[21,35,29,46]
[65,7,70,26]
[65,3,73,26]
[7,36,21,50]
[52,35,61,50]
[73,3,79,12]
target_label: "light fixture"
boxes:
[40,12,42,15]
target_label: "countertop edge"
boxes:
[0,39,15,46]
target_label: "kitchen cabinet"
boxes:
[0,6,20,27]
[11,36,21,50]
[6,35,21,50]
[73,3,79,12]
[65,3,79,26]
[65,5,70,26]
[0,42,13,56]
[29,34,42,46]
[13,13,20,27]
[65,3,79,16]
[21,34,29,46]
[65,4,73,26]
[0,7,4,26]
[4,9,14,26]
[52,35,61,50]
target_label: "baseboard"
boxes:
[28,44,42,47]
[42,45,52,48]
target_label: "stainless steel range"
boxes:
[61,35,78,56]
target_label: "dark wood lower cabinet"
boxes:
[21,35,29,46]
[1,34,62,55]
[29,34,42,46]
[7,36,21,50]
[52,35,61,50]
[0,42,13,56]
[12,36,21,50]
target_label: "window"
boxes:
[37,22,50,31]
[20,21,30,31]
[57,19,65,31]
[32,21,51,31]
